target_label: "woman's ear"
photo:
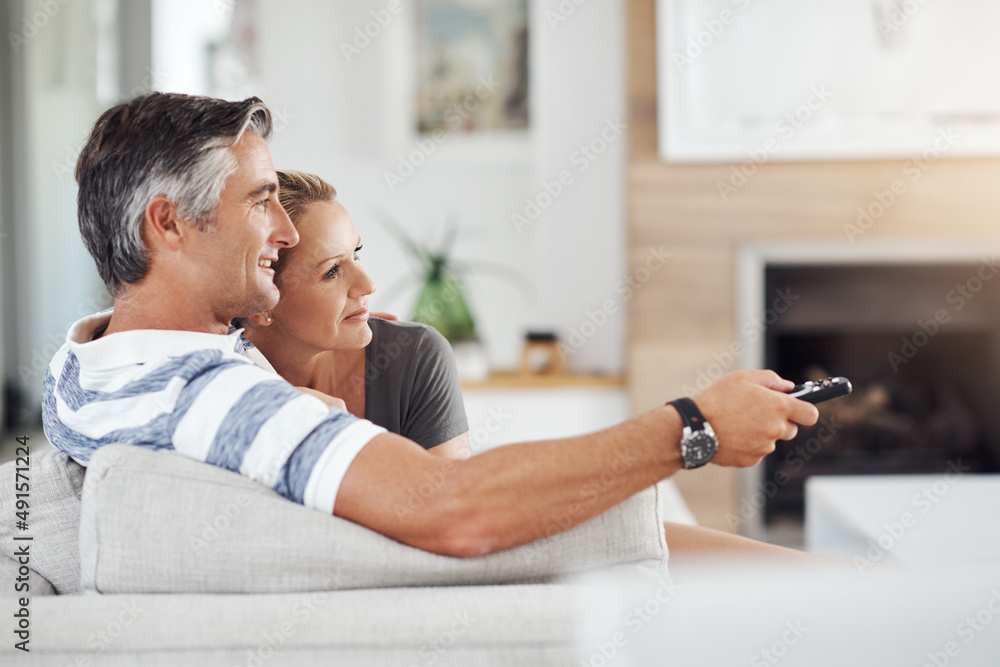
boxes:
[248,312,273,327]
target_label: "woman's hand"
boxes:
[296,386,347,412]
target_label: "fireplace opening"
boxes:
[762,262,1000,525]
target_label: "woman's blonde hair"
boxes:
[272,169,338,280]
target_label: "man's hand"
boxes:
[693,370,819,468]
[296,386,347,412]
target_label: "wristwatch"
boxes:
[668,398,718,469]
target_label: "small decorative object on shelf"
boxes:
[520,331,565,376]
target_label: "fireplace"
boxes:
[736,242,1000,538]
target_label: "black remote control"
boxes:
[787,377,852,404]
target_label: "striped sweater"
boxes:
[41,311,385,513]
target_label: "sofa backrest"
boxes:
[79,445,668,593]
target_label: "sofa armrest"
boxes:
[0,554,56,597]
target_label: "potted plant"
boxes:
[377,213,504,381]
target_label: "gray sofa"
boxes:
[0,443,674,665]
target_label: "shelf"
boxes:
[461,371,626,391]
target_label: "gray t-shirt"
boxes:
[363,318,469,449]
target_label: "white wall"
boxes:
[528,0,627,373]
[152,0,231,96]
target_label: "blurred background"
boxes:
[5,0,1000,544]
[0,0,626,427]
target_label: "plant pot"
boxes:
[412,274,478,345]
[451,340,490,383]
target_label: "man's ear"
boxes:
[143,195,187,251]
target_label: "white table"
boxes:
[573,560,1000,667]
[806,473,1000,566]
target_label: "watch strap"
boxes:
[669,397,708,433]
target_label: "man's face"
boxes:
[186,132,298,321]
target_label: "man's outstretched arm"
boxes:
[334,370,819,557]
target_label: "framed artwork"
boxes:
[416,0,529,134]
[657,0,1000,162]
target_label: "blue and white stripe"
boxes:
[41,312,385,513]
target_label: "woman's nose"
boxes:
[350,265,376,297]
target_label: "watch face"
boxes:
[684,430,717,468]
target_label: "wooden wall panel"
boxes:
[625,0,1000,530]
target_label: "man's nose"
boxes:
[273,204,298,248]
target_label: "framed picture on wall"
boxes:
[657,0,1000,163]
[415,0,529,134]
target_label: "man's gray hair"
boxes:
[75,93,273,295]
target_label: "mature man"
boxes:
[43,93,818,558]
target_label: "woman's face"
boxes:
[269,199,375,350]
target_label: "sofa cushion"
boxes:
[0,583,585,664]
[80,445,667,594]
[0,447,86,594]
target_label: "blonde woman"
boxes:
[238,170,471,459]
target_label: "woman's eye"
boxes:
[324,264,341,279]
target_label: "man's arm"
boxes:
[427,432,473,459]
[334,370,818,557]
[303,380,472,459]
